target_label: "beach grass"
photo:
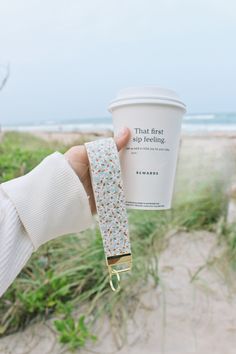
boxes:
[0,131,232,350]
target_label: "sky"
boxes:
[0,0,236,124]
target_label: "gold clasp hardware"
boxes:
[106,254,132,292]
[109,269,120,292]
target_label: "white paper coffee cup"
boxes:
[108,86,186,210]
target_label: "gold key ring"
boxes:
[109,269,121,292]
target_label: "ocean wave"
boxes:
[184,114,215,120]
[1,123,114,132]
[182,123,236,132]
[1,113,236,133]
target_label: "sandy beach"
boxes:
[1,130,236,354]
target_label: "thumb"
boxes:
[114,127,131,151]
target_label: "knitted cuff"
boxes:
[1,152,93,250]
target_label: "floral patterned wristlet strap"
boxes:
[85,138,132,291]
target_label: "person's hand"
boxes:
[64,127,130,214]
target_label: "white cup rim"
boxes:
[108,96,186,113]
[108,86,186,113]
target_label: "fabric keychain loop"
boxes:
[84,137,132,291]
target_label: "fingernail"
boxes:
[117,127,128,138]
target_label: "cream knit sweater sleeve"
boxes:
[0,152,93,297]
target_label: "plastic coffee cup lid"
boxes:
[108,86,186,112]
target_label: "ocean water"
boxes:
[1,113,236,133]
